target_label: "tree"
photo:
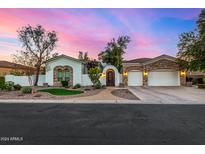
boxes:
[13,25,58,86]
[78,51,89,61]
[13,51,35,87]
[98,35,130,72]
[177,9,205,72]
[88,67,101,86]
[78,51,100,72]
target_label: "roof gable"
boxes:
[123,54,176,65]
[46,54,85,64]
[143,54,176,65]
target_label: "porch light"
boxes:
[101,73,106,78]
[143,71,148,76]
[180,71,186,76]
[123,72,128,76]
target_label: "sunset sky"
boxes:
[0,8,202,61]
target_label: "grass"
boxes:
[38,88,83,96]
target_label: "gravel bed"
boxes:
[111,89,140,100]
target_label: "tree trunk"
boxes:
[34,67,40,86]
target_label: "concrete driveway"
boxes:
[129,86,205,104]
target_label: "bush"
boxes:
[5,81,14,91]
[198,84,205,89]
[203,77,205,84]
[73,84,81,89]
[88,67,101,86]
[21,87,32,94]
[95,82,102,89]
[0,76,5,90]
[13,84,22,91]
[61,80,68,88]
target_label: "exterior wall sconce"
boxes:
[180,71,186,77]
[101,73,106,78]
[123,72,128,76]
[143,71,148,76]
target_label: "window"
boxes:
[57,69,63,81]
[64,69,70,81]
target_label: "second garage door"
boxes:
[148,71,180,86]
[128,71,143,86]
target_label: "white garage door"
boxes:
[148,71,180,86]
[128,71,143,86]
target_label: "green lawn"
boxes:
[38,88,83,96]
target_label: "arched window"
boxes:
[57,69,63,81]
[64,69,70,81]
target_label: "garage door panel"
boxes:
[148,71,180,86]
[128,71,143,86]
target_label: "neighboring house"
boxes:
[5,54,188,87]
[0,61,34,76]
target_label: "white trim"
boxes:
[100,65,120,86]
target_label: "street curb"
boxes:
[0,99,143,104]
[0,99,204,104]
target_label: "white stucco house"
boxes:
[5,54,187,87]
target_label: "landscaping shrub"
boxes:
[21,87,32,94]
[5,81,14,91]
[13,84,22,91]
[203,77,205,84]
[73,84,81,89]
[95,82,102,89]
[0,76,5,90]
[61,80,68,88]
[88,67,101,87]
[198,84,205,89]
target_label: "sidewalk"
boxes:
[0,99,142,104]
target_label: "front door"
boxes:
[106,69,115,86]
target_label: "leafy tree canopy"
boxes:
[98,35,130,72]
[177,9,205,72]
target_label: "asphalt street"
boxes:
[0,103,205,144]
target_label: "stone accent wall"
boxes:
[53,65,73,87]
[144,59,179,71]
[180,76,186,86]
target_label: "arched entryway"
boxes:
[53,65,73,87]
[106,69,115,86]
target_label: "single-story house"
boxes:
[5,54,187,87]
[44,54,186,87]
